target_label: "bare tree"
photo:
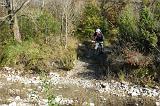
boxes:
[1,0,85,44]
[46,0,85,48]
[0,0,31,42]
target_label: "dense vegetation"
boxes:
[0,0,160,87]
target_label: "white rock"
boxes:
[42,99,48,104]
[38,99,48,106]
[55,95,74,105]
[135,103,139,106]
[37,86,42,91]
[82,102,88,106]
[49,72,60,78]
[38,76,41,79]
[90,102,95,106]
[15,96,21,101]
[58,86,63,89]
[0,104,8,106]
[7,77,12,81]
[131,92,139,96]
[28,92,39,102]
[100,96,106,101]
[9,102,16,106]
[4,67,12,71]
[61,99,74,105]
[156,101,160,106]
[31,80,40,85]
[55,95,62,103]
[152,89,159,97]
[27,89,33,92]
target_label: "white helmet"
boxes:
[96,28,101,33]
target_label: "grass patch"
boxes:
[0,37,78,73]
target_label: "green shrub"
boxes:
[0,40,51,72]
[118,70,125,81]
[155,1,160,22]
[141,29,158,46]
[55,37,77,71]
[139,6,158,47]
[0,23,12,44]
[132,68,155,87]
[0,36,77,73]
[41,75,58,106]
[19,16,36,40]
[118,4,139,41]
[142,0,150,6]
[140,6,156,31]
[19,11,60,40]
[36,11,60,35]
[77,3,108,39]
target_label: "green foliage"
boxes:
[155,1,160,21]
[19,11,60,40]
[41,75,59,106]
[141,29,158,46]
[118,70,125,81]
[58,53,76,70]
[0,36,77,73]
[134,68,150,79]
[56,38,77,71]
[154,1,160,33]
[36,11,60,35]
[19,16,35,40]
[0,23,12,44]
[140,6,156,31]
[118,4,138,40]
[0,40,49,72]
[0,11,76,72]
[77,3,108,39]
[132,68,155,87]
[118,4,158,50]
[139,6,158,47]
[142,0,150,6]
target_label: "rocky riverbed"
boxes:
[0,61,160,106]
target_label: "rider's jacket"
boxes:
[94,33,104,42]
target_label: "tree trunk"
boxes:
[5,0,22,42]
[13,14,22,43]
[12,0,21,43]
[5,0,14,30]
[60,12,64,45]
[65,14,68,48]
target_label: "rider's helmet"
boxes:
[96,28,101,33]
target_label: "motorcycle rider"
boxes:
[93,28,104,51]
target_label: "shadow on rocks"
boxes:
[76,41,111,80]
